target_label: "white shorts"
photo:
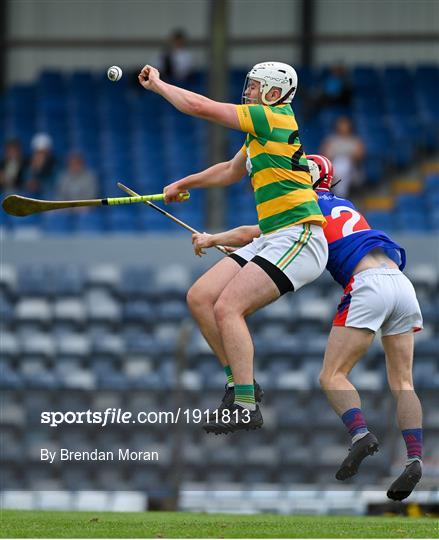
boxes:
[333,268,423,336]
[229,223,328,294]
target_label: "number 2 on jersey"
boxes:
[327,205,370,241]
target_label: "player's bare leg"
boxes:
[187,257,242,367]
[214,261,280,385]
[187,257,264,416]
[382,332,423,501]
[204,262,279,434]
[319,327,374,414]
[319,326,379,480]
[383,332,422,432]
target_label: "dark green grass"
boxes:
[0,510,437,538]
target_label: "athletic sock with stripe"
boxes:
[402,428,423,465]
[341,407,369,444]
[224,365,234,388]
[234,384,256,411]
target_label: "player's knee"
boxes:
[213,298,227,326]
[186,283,212,313]
[387,375,414,394]
[213,296,237,327]
[319,368,347,389]
[319,369,332,389]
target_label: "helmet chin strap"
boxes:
[312,175,328,190]
[270,86,296,106]
[243,85,294,106]
[313,176,343,191]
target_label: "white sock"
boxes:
[406,457,422,466]
[235,401,256,411]
[352,430,369,445]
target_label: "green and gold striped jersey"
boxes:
[236,103,326,235]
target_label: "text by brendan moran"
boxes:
[41,448,159,463]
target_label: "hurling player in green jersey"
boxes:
[138,62,328,433]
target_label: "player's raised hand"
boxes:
[163,182,190,204]
[138,65,161,91]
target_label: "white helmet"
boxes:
[242,62,298,105]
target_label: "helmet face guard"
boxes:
[241,76,262,105]
[307,154,334,191]
[241,62,298,106]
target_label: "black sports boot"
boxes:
[219,379,264,410]
[336,432,379,480]
[203,403,263,435]
[387,460,422,501]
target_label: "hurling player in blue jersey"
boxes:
[192,154,424,501]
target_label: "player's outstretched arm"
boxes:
[164,150,246,203]
[192,225,261,256]
[139,65,240,130]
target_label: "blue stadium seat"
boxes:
[10,213,42,230]
[356,118,393,182]
[122,300,155,325]
[0,206,13,229]
[157,300,188,322]
[41,212,75,233]
[130,371,164,390]
[414,358,439,389]
[0,363,23,389]
[352,66,381,91]
[395,193,423,212]
[74,211,104,233]
[96,371,131,390]
[56,333,90,358]
[7,84,36,121]
[395,210,428,232]
[0,293,14,325]
[51,266,85,296]
[105,206,137,232]
[23,369,59,390]
[1,331,20,359]
[424,174,439,191]
[18,266,55,296]
[416,338,439,358]
[388,116,419,166]
[122,329,155,355]
[300,116,325,154]
[89,332,123,356]
[15,298,52,325]
[116,267,154,299]
[415,64,439,83]
[429,208,439,230]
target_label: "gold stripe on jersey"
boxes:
[252,168,313,190]
[257,190,319,221]
[266,113,299,131]
[236,106,260,137]
[247,138,303,159]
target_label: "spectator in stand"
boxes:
[319,64,352,109]
[24,133,56,196]
[55,151,98,205]
[156,29,193,82]
[321,116,365,198]
[0,138,28,193]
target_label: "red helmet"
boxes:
[307,154,334,191]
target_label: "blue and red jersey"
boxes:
[317,190,406,287]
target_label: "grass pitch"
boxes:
[0,510,437,538]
